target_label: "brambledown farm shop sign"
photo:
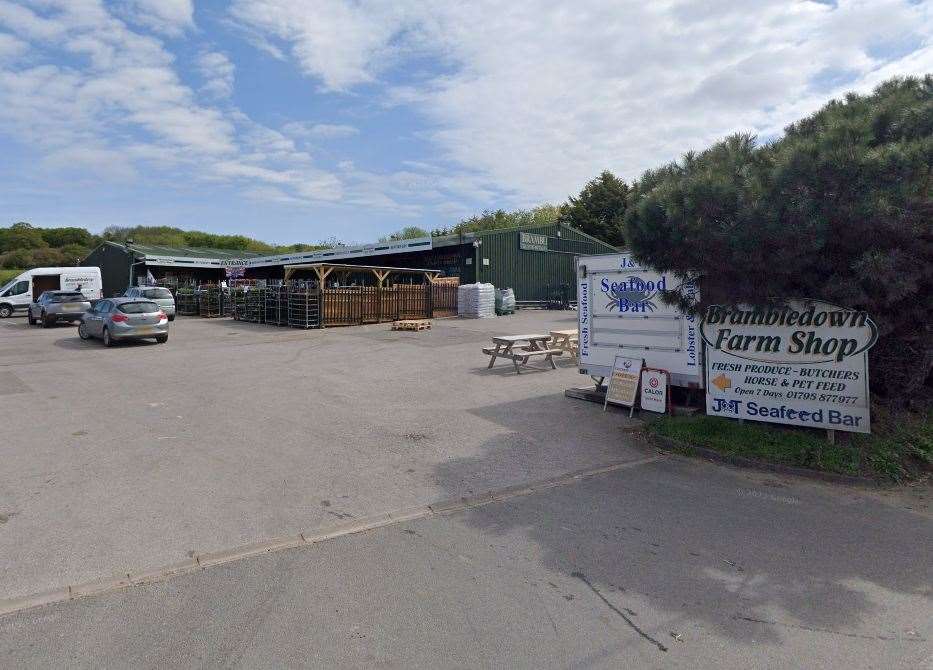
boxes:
[701,300,877,433]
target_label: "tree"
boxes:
[39,227,96,248]
[0,222,48,253]
[380,226,430,242]
[559,171,629,247]
[624,75,933,402]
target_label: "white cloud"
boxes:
[198,50,235,98]
[0,0,363,211]
[0,31,27,59]
[228,0,413,91]
[231,0,933,203]
[120,0,193,36]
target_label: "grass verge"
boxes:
[647,408,932,482]
[0,267,23,286]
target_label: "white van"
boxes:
[577,253,703,388]
[0,267,103,318]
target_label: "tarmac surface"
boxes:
[0,311,637,599]
[1,311,930,668]
[1,456,931,668]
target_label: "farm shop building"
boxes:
[83,242,266,297]
[84,224,617,301]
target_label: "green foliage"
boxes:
[649,407,932,482]
[434,204,561,236]
[625,76,933,402]
[39,226,96,248]
[380,226,430,242]
[100,225,333,253]
[0,221,97,269]
[0,249,34,268]
[0,222,48,253]
[559,171,628,247]
[0,268,22,285]
[648,414,861,475]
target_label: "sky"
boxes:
[0,1,930,245]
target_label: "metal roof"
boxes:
[119,242,265,259]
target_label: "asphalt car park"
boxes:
[0,310,637,600]
[1,313,929,668]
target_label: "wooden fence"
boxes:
[321,284,456,327]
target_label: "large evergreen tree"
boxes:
[559,171,629,247]
[625,75,933,402]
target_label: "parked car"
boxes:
[123,286,176,321]
[78,298,169,346]
[28,291,92,327]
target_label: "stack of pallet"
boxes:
[392,319,431,331]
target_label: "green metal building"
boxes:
[83,241,264,297]
[83,224,617,303]
[459,223,617,303]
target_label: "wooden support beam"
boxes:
[372,269,390,288]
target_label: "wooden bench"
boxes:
[482,344,564,373]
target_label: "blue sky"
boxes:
[0,1,929,245]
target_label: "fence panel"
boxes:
[360,287,381,323]
[322,284,438,326]
[431,284,458,317]
[323,287,363,326]
[397,285,427,319]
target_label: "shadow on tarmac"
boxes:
[434,394,931,648]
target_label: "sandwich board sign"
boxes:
[604,355,643,413]
[640,368,669,413]
[701,299,877,433]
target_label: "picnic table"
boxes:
[549,329,579,357]
[483,334,563,373]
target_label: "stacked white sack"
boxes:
[458,283,496,318]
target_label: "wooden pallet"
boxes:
[392,319,432,331]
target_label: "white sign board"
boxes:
[577,253,702,388]
[519,232,548,252]
[604,355,643,409]
[702,300,877,433]
[640,369,669,413]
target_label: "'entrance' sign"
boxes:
[701,299,877,433]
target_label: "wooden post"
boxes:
[826,429,835,445]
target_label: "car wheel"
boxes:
[27,312,36,325]
[41,312,53,328]
[0,303,13,318]
[168,315,175,322]
[102,327,114,347]
[155,334,168,344]
[77,323,90,340]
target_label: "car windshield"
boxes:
[117,301,160,314]
[141,288,173,299]
[48,293,86,303]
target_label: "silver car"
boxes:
[28,291,92,328]
[78,297,169,347]
[123,286,176,320]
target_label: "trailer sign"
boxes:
[577,254,702,388]
[702,299,877,433]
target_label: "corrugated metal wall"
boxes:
[84,243,133,297]
[474,224,615,302]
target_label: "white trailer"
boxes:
[577,253,703,388]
